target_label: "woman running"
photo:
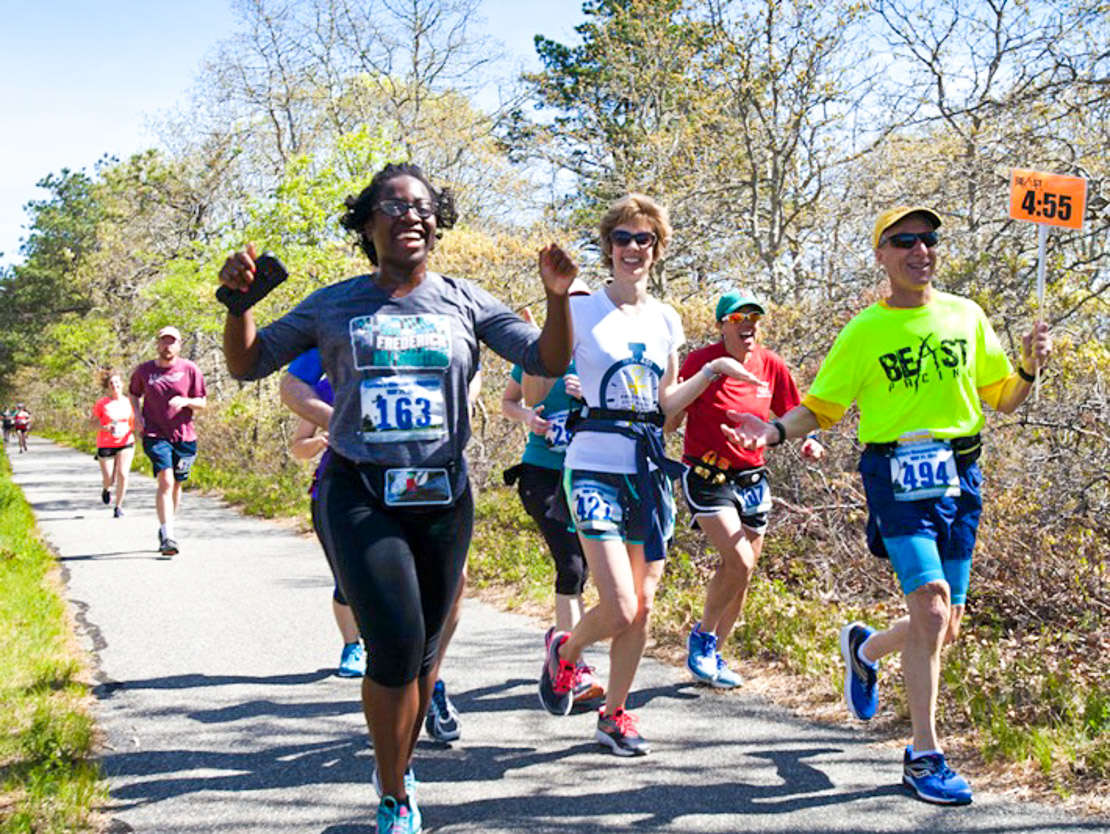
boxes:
[91,370,136,517]
[668,291,822,688]
[12,404,31,453]
[219,162,573,834]
[536,194,759,756]
[500,289,604,706]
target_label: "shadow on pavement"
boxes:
[94,670,335,698]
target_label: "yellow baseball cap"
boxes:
[872,206,942,249]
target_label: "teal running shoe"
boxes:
[376,795,421,833]
[902,747,973,805]
[373,770,420,829]
[686,623,718,684]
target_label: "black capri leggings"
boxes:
[516,463,588,596]
[317,455,473,687]
[310,496,347,607]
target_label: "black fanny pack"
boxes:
[567,405,665,431]
[865,433,981,464]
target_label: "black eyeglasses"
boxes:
[881,231,939,249]
[374,198,436,218]
[609,229,656,248]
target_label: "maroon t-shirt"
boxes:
[680,342,801,470]
[129,358,207,442]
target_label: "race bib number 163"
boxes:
[360,375,446,443]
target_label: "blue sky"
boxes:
[0,0,583,268]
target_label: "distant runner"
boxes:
[129,325,208,557]
[727,205,1052,806]
[91,369,136,518]
[12,404,31,453]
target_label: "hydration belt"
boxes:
[566,405,665,432]
[683,455,766,488]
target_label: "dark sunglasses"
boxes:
[609,229,656,247]
[881,231,939,249]
[375,198,436,218]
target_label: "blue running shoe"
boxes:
[374,768,420,828]
[425,679,461,741]
[711,653,742,689]
[337,642,365,677]
[839,621,877,720]
[902,747,973,805]
[376,795,421,833]
[686,622,718,684]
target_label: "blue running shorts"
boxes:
[142,438,198,482]
[859,448,982,605]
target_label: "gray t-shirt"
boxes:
[240,271,546,472]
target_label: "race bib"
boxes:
[360,375,446,444]
[890,441,960,502]
[569,477,621,534]
[110,420,129,440]
[544,410,571,452]
[383,468,453,506]
[737,479,772,515]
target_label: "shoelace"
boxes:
[609,709,640,736]
[554,659,578,694]
[432,685,450,715]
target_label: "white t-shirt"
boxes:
[564,289,685,474]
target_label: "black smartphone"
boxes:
[216,253,289,316]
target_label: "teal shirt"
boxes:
[512,362,576,471]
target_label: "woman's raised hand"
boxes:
[219,243,259,293]
[538,243,578,296]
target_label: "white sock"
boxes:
[857,636,879,668]
[161,522,174,539]
[911,747,941,760]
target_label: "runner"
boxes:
[2,406,14,445]
[219,162,573,834]
[286,349,365,678]
[90,369,136,518]
[129,325,208,557]
[12,404,31,453]
[500,290,604,706]
[667,290,823,688]
[536,194,760,756]
[281,350,470,742]
[727,205,1052,805]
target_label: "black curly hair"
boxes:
[339,163,458,265]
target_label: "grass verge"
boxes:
[0,450,104,832]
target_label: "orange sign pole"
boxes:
[1008,169,1088,399]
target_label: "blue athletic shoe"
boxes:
[902,747,973,805]
[839,621,878,720]
[711,653,743,689]
[374,768,420,828]
[336,642,365,677]
[686,623,718,684]
[376,795,421,833]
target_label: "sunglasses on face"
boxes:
[609,229,656,248]
[881,231,939,249]
[721,310,762,324]
[374,198,436,218]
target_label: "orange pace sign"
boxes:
[1009,168,1087,229]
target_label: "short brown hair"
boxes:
[598,193,672,272]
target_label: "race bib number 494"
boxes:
[360,376,446,443]
[890,441,960,502]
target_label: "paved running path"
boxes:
[7,436,1105,833]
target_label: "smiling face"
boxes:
[364,175,437,274]
[875,214,937,302]
[719,306,761,358]
[608,217,657,284]
[107,374,124,396]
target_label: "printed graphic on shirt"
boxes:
[877,333,969,392]
[598,343,664,411]
[350,314,451,370]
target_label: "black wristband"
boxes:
[1017,366,1035,383]
[771,419,787,447]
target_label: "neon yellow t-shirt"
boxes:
[805,292,1012,443]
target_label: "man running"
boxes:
[129,325,208,557]
[727,205,1051,805]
